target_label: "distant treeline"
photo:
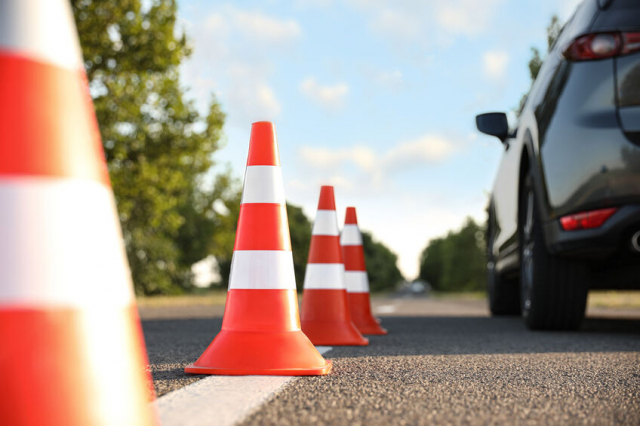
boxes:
[220,204,404,293]
[418,218,486,292]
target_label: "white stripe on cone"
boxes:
[241,166,285,205]
[0,179,134,308]
[229,251,296,290]
[0,0,83,70]
[340,224,362,245]
[303,264,346,290]
[311,210,339,236]
[345,271,369,293]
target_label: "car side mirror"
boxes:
[476,112,509,142]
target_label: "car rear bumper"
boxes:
[544,204,640,258]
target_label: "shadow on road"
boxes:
[142,315,640,366]
[328,315,640,359]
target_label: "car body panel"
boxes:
[486,0,640,285]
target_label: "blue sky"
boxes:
[178,0,581,279]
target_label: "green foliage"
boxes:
[72,0,231,295]
[211,202,312,291]
[212,202,403,293]
[286,204,313,291]
[528,47,543,81]
[361,231,404,292]
[516,15,563,116]
[546,15,563,52]
[418,218,486,292]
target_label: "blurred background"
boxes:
[71,0,581,298]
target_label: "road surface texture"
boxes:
[141,296,640,425]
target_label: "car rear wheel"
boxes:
[520,174,589,330]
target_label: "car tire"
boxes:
[519,174,589,330]
[487,210,521,316]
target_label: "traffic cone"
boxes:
[185,122,332,375]
[0,1,157,424]
[341,208,388,335]
[300,187,369,346]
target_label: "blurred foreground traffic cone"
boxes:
[0,1,157,424]
[185,122,332,375]
[300,187,369,346]
[341,208,388,335]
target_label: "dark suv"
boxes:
[476,0,640,330]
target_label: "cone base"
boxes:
[353,320,388,335]
[301,320,370,346]
[185,329,332,376]
[348,292,388,335]
[301,289,369,346]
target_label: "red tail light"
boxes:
[560,207,618,231]
[563,32,640,61]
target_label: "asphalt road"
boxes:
[141,296,640,425]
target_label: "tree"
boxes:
[211,202,313,291]
[72,0,230,294]
[418,218,486,292]
[517,15,563,115]
[419,237,445,291]
[361,231,404,292]
[287,204,313,291]
[212,202,403,293]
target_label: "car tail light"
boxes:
[563,32,640,61]
[560,207,618,231]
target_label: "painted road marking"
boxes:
[154,346,332,426]
[375,304,396,314]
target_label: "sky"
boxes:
[177,0,582,279]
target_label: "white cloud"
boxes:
[482,50,509,80]
[299,77,349,110]
[435,0,504,36]
[295,0,334,7]
[345,0,503,53]
[204,13,229,36]
[299,145,376,171]
[183,6,302,124]
[232,10,301,45]
[298,134,458,187]
[384,136,457,173]
[373,70,404,91]
[226,64,282,121]
[370,8,421,42]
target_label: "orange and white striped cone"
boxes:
[341,207,388,335]
[300,187,369,346]
[0,1,157,425]
[185,122,332,375]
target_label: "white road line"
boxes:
[154,346,332,426]
[375,304,396,314]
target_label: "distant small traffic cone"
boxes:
[300,187,369,346]
[0,1,157,424]
[185,122,332,375]
[341,208,388,335]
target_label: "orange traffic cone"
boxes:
[185,122,332,375]
[300,187,369,346]
[0,1,157,424]
[341,208,388,335]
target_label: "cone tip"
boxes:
[247,122,280,166]
[317,186,336,210]
[345,207,358,224]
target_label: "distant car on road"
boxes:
[476,0,640,330]
[410,281,429,295]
